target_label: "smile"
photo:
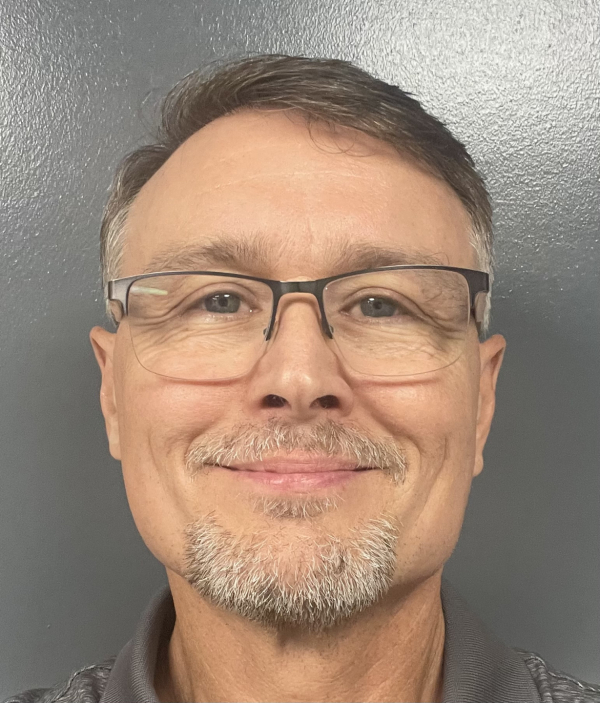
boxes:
[215,457,376,491]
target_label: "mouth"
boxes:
[215,455,376,492]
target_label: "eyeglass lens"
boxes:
[125,270,471,381]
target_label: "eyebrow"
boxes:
[330,242,447,272]
[142,234,447,278]
[143,236,272,275]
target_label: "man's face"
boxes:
[91,111,504,628]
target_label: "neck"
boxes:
[155,570,446,703]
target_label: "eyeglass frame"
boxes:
[106,265,490,340]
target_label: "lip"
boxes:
[228,457,364,473]
[214,455,375,492]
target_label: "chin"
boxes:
[180,509,400,631]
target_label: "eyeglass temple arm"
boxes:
[467,270,490,327]
[105,280,127,322]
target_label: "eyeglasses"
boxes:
[107,266,489,381]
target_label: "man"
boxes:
[6,55,599,703]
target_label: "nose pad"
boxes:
[266,313,280,340]
[323,319,334,337]
[262,315,279,342]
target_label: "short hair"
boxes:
[101,54,493,328]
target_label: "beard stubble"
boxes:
[182,418,407,631]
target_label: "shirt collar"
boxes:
[101,578,540,703]
[100,586,171,703]
[439,578,541,702]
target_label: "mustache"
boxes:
[185,418,407,484]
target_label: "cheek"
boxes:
[357,363,479,463]
[113,336,236,570]
[355,361,480,578]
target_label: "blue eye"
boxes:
[360,296,398,317]
[203,293,241,314]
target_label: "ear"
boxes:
[472,334,506,477]
[90,326,121,460]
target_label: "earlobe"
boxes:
[473,334,506,477]
[90,326,121,460]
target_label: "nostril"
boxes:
[317,394,339,409]
[264,394,287,408]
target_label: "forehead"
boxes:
[122,110,475,278]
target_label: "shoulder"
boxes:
[516,649,600,703]
[1,658,115,703]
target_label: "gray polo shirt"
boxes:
[4,579,600,702]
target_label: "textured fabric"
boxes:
[4,580,599,703]
[2,661,114,703]
[440,580,543,702]
[99,588,174,703]
[518,651,600,703]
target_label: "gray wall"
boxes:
[1,0,598,695]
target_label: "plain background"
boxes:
[1,0,598,696]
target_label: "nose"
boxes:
[244,294,354,422]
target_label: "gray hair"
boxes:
[185,418,407,484]
[101,54,493,329]
[183,513,399,631]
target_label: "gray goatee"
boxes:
[184,514,399,631]
[182,419,406,631]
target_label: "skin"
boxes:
[91,110,505,703]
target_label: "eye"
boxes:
[203,292,241,314]
[359,296,401,318]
